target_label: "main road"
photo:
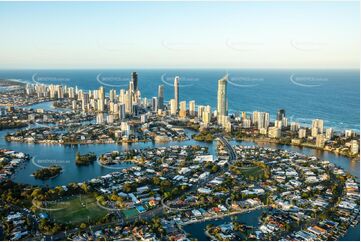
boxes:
[216,135,237,161]
[162,135,238,212]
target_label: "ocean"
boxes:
[0,69,359,132]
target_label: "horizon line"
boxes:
[0,67,359,71]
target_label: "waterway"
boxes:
[183,209,265,240]
[182,208,359,241]
[1,102,220,187]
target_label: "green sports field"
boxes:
[238,166,265,179]
[41,194,108,224]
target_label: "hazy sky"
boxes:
[0,1,359,69]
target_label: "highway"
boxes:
[216,135,237,161]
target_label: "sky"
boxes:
[0,1,359,69]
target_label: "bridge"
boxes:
[217,135,237,161]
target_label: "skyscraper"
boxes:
[217,75,228,123]
[174,76,179,112]
[81,92,89,112]
[131,72,138,91]
[96,113,104,124]
[158,85,164,110]
[326,128,334,140]
[68,87,75,99]
[127,81,134,114]
[152,97,158,112]
[202,108,211,126]
[351,140,359,154]
[109,89,116,103]
[119,89,125,104]
[241,112,247,120]
[197,105,205,119]
[252,111,259,126]
[312,119,324,134]
[170,99,177,115]
[316,134,325,148]
[179,101,187,118]
[98,86,105,112]
[277,109,285,121]
[257,112,270,129]
[290,122,300,132]
[119,104,126,120]
[189,100,196,116]
[99,86,105,100]
[298,129,307,138]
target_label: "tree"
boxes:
[160,180,172,189]
[31,188,42,198]
[123,183,134,193]
[79,223,87,229]
[96,195,106,205]
[75,151,80,161]
[80,183,89,193]
[211,165,219,173]
[152,176,161,185]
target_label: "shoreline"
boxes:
[4,136,189,145]
[4,135,359,162]
[181,206,265,226]
[5,135,359,159]
[32,172,61,180]
[234,137,360,160]
[97,158,141,166]
[0,99,54,107]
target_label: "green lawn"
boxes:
[122,208,139,219]
[238,166,265,179]
[42,194,108,224]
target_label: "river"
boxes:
[183,209,265,241]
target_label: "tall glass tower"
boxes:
[174,76,179,112]
[217,75,228,121]
[131,72,138,91]
[158,85,164,110]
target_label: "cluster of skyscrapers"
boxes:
[24,72,359,153]
[26,72,144,123]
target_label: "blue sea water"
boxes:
[0,69,359,131]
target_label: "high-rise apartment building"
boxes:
[174,76,179,112]
[179,101,187,118]
[217,75,228,124]
[158,85,164,110]
[189,100,196,116]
